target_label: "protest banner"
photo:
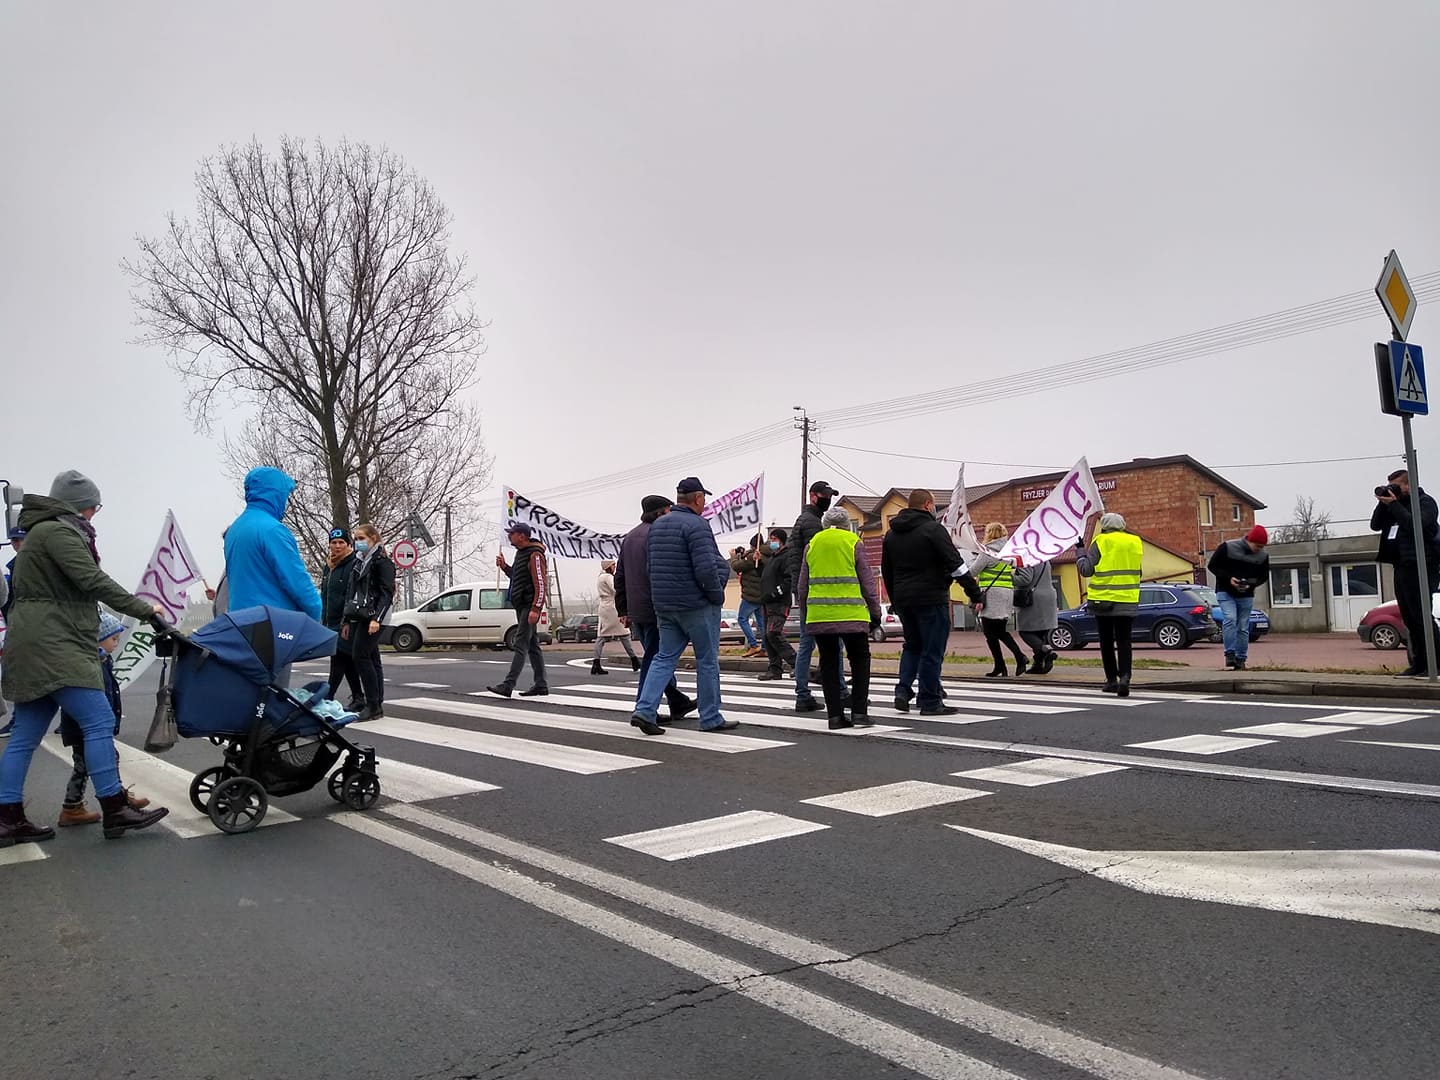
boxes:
[996,457,1105,565]
[112,511,205,687]
[938,465,983,556]
[701,473,765,540]
[501,484,626,560]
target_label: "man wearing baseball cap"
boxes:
[1207,523,1270,671]
[788,481,844,712]
[488,522,551,698]
[320,528,362,708]
[629,477,737,734]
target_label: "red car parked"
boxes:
[1357,593,1440,650]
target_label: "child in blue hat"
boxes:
[56,611,151,827]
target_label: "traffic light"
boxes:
[2,480,22,533]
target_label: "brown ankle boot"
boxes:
[99,791,169,839]
[0,802,57,846]
[124,786,151,810]
[58,801,101,827]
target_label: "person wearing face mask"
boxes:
[342,523,396,720]
[757,528,797,679]
[787,480,843,712]
[320,527,362,708]
[222,466,322,621]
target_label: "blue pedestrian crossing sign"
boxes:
[1389,341,1428,415]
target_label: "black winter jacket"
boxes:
[786,505,825,585]
[1371,489,1439,565]
[759,547,794,609]
[881,508,982,609]
[321,552,357,629]
[345,550,396,623]
[1206,539,1270,598]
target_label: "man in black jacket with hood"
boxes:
[882,489,983,715]
[1371,468,1440,676]
[787,481,841,711]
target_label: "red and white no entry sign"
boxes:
[392,540,419,568]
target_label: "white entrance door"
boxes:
[1328,563,1381,631]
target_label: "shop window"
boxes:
[1232,503,1242,522]
[1199,495,1214,526]
[1269,567,1312,607]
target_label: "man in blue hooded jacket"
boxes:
[223,467,322,621]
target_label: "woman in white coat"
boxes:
[593,560,640,675]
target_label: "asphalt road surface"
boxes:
[4,647,1439,1080]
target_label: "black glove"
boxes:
[1075,539,1086,551]
[869,616,882,632]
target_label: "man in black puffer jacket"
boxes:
[320,527,361,708]
[882,488,982,716]
[787,481,840,711]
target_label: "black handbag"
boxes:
[1013,583,1034,608]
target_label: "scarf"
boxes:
[60,513,101,565]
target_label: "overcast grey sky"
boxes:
[3,1,1439,601]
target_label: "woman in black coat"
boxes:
[342,523,396,720]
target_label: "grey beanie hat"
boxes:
[1099,512,1126,532]
[49,469,102,511]
[821,507,852,529]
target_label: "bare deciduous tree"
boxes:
[1271,495,1332,543]
[126,137,489,566]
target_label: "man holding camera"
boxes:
[1207,525,1270,670]
[1371,469,1440,677]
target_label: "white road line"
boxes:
[376,760,501,802]
[952,759,1130,787]
[801,781,991,817]
[400,681,451,689]
[1296,710,1427,726]
[43,741,299,838]
[382,804,1211,1080]
[356,716,657,774]
[568,683,1005,723]
[1187,700,1437,714]
[1126,734,1275,755]
[887,731,1440,799]
[1224,723,1359,739]
[339,814,1022,1080]
[673,678,1077,715]
[384,696,791,753]
[498,690,905,736]
[606,810,829,861]
[1348,740,1440,753]
[0,845,48,868]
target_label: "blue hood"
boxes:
[244,467,295,520]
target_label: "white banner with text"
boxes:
[996,457,1106,565]
[501,484,626,560]
[112,511,205,687]
[701,473,765,540]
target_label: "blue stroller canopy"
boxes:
[187,606,337,684]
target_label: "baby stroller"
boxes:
[159,605,381,834]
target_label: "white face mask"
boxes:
[354,539,369,553]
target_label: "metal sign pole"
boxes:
[1400,414,1438,680]
[405,512,415,610]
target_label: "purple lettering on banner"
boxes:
[134,521,201,620]
[1036,506,1081,544]
[1060,474,1095,519]
[1020,525,1065,560]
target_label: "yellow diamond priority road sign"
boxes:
[1377,249,1417,341]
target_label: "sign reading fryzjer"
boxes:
[996,457,1105,565]
[701,473,764,539]
[502,484,625,560]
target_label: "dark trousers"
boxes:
[763,605,796,673]
[1395,560,1440,670]
[1019,629,1052,657]
[896,603,950,709]
[346,620,386,707]
[500,614,548,691]
[982,617,1026,669]
[632,619,691,712]
[327,629,361,702]
[816,633,870,718]
[1096,615,1134,683]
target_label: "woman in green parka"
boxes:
[0,470,171,845]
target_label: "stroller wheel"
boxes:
[326,769,350,804]
[189,765,236,814]
[341,771,381,811]
[208,776,268,834]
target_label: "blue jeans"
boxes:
[737,599,763,648]
[0,688,123,802]
[1217,592,1254,661]
[896,604,950,709]
[632,619,691,713]
[794,627,817,701]
[635,604,725,728]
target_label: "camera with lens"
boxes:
[1376,483,1402,499]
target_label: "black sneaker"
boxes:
[1223,653,1236,670]
[893,699,911,713]
[630,714,666,736]
[919,705,959,717]
[701,719,740,731]
[794,697,820,713]
[756,670,785,681]
[1101,682,1119,694]
[486,684,513,698]
[827,715,854,730]
[669,697,697,722]
[519,686,549,697]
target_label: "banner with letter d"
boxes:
[997,458,1105,565]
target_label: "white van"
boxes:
[385,582,551,652]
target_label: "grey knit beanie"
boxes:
[821,507,852,529]
[1099,512,1126,532]
[49,469,102,511]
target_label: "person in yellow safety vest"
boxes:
[796,507,883,729]
[968,522,1030,678]
[1076,512,1143,697]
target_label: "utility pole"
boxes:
[793,405,811,500]
[443,502,453,589]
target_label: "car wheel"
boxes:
[504,626,518,651]
[390,626,422,653]
[1050,623,1080,651]
[1248,630,1262,643]
[1153,619,1188,650]
[1370,624,1402,651]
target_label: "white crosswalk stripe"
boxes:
[1127,734,1276,756]
[566,682,1004,724]
[0,844,49,868]
[670,676,1081,715]
[493,690,905,736]
[375,760,501,802]
[606,810,829,860]
[357,715,658,774]
[1225,722,1360,739]
[401,682,451,689]
[952,759,1130,787]
[801,781,991,817]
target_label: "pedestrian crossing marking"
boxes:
[375,759,501,802]
[357,715,658,774]
[1126,734,1276,756]
[1298,711,1425,727]
[499,690,905,736]
[386,696,792,752]
[0,844,48,867]
[1225,723,1360,739]
[669,678,1080,716]
[568,682,1005,724]
[606,810,829,861]
[801,781,991,817]
[401,682,451,689]
[952,759,1130,787]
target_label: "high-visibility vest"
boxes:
[805,528,867,624]
[1086,531,1143,603]
[976,558,1013,591]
